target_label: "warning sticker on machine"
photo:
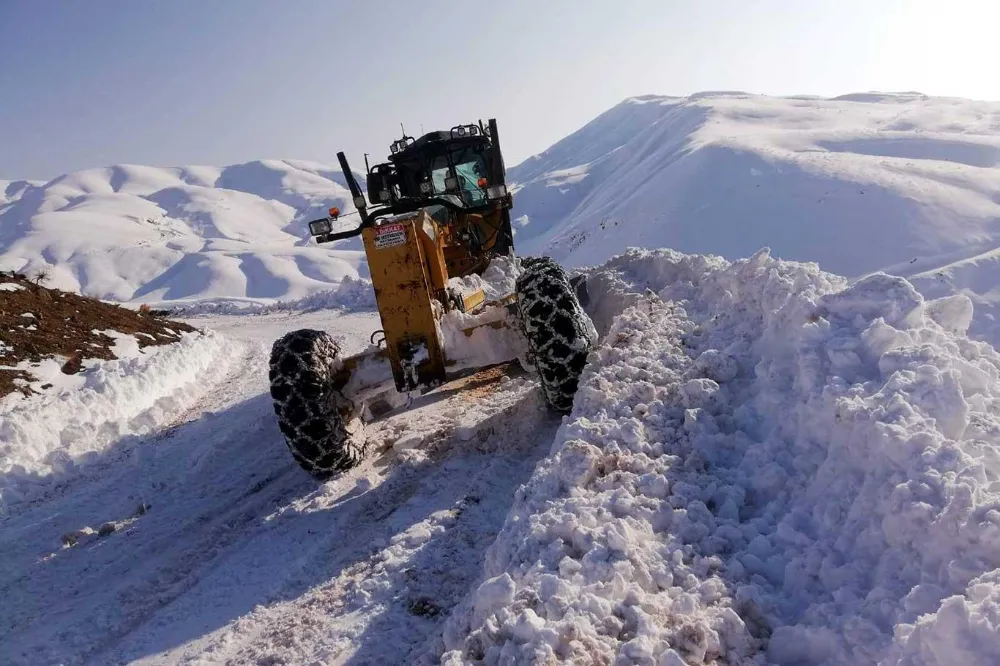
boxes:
[375,223,407,249]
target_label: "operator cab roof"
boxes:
[389,130,488,163]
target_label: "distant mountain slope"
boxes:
[0,160,365,305]
[510,92,1000,279]
[5,93,1000,340]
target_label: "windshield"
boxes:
[429,150,488,207]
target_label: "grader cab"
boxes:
[268,120,596,476]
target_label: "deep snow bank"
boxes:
[442,248,1000,665]
[0,330,242,515]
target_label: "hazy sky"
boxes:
[2,0,998,180]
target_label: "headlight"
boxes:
[309,218,332,236]
[419,181,432,194]
[353,195,366,209]
[487,184,507,200]
[379,189,391,202]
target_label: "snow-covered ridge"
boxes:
[0,160,366,305]
[443,248,1000,665]
[6,92,1000,343]
[509,93,1000,342]
[170,275,376,316]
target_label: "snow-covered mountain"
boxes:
[510,92,1000,337]
[0,161,365,305]
[5,91,1000,337]
[512,91,1000,273]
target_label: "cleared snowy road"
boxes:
[0,310,559,665]
[6,246,1000,666]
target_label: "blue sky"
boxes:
[2,0,997,180]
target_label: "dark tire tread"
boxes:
[269,329,364,476]
[516,257,597,413]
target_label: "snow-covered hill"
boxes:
[0,161,365,306]
[510,91,1000,338]
[6,92,1000,339]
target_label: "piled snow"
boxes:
[442,248,1000,665]
[447,255,522,303]
[438,304,527,372]
[0,330,242,515]
[509,93,1000,342]
[0,160,366,305]
[439,256,526,370]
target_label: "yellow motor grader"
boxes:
[268,120,596,476]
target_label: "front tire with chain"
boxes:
[516,257,597,413]
[269,329,364,477]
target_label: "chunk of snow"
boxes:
[442,247,1000,664]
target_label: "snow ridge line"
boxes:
[169,276,376,316]
[443,248,1000,665]
[0,331,245,516]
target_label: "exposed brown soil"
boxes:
[0,271,196,399]
[455,362,521,403]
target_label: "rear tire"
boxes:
[269,329,364,476]
[516,257,597,413]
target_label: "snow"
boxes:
[0,304,562,665]
[7,92,1000,665]
[446,255,521,303]
[170,274,376,316]
[441,248,1000,665]
[0,330,240,515]
[4,246,1000,664]
[509,92,1000,344]
[437,256,527,370]
[438,304,527,372]
[0,160,367,305]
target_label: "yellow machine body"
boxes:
[354,205,515,394]
[362,210,449,391]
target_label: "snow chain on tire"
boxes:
[516,257,598,413]
[269,329,364,477]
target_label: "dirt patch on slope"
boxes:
[0,272,196,398]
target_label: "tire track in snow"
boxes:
[120,375,560,665]
[0,339,308,665]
